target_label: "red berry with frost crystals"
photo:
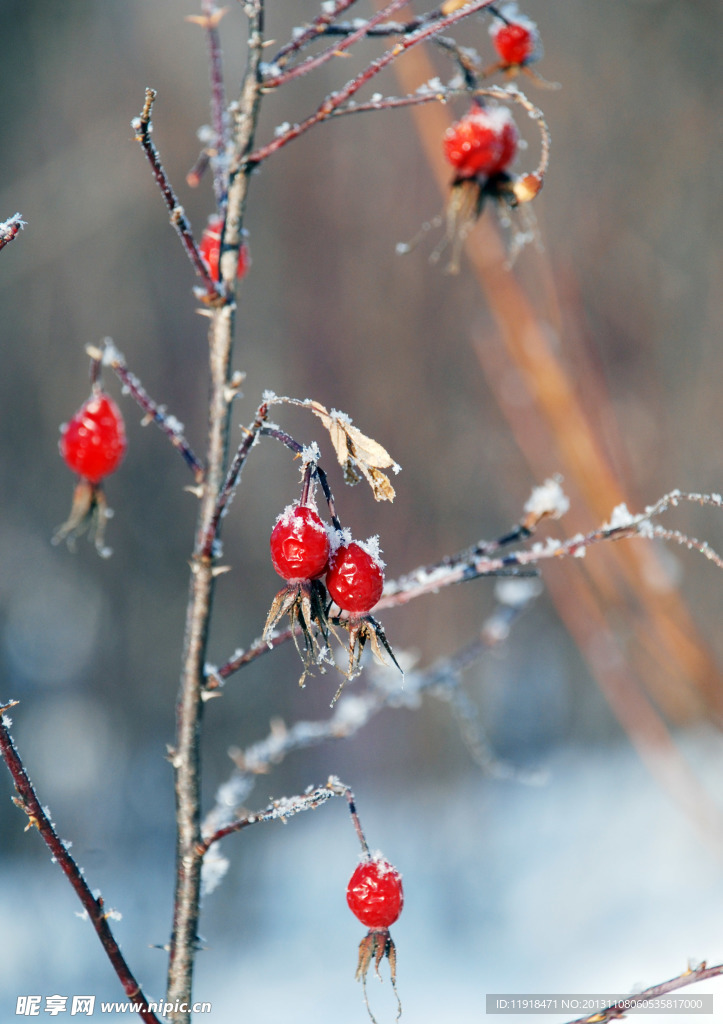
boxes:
[270,505,330,582]
[491,21,538,65]
[199,216,249,281]
[326,540,384,616]
[443,106,518,179]
[347,858,404,929]
[60,393,127,484]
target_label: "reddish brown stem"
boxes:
[563,962,723,1024]
[0,704,162,1024]
[132,89,223,303]
[248,0,497,166]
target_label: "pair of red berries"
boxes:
[198,215,249,282]
[60,392,127,484]
[269,505,385,617]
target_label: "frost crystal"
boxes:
[274,121,291,138]
[201,843,230,898]
[321,0,337,13]
[494,577,543,608]
[524,477,570,520]
[605,503,637,531]
[358,535,385,568]
[301,441,321,464]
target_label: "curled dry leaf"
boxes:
[265,395,401,501]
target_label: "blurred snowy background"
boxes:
[1,0,723,1021]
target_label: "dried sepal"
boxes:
[329,616,403,705]
[52,480,114,558]
[262,579,331,686]
[355,928,402,1024]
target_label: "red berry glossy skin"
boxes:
[347,859,404,929]
[443,106,518,179]
[326,541,384,616]
[199,216,249,282]
[492,22,537,65]
[60,393,127,484]
[270,505,330,582]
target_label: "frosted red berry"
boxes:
[60,393,127,484]
[490,18,540,66]
[347,858,404,929]
[326,541,384,616]
[199,216,249,282]
[270,505,330,582]
[443,106,518,179]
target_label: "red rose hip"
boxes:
[443,105,518,179]
[270,505,330,582]
[326,540,384,616]
[347,858,404,929]
[60,393,127,484]
[492,22,538,65]
[199,215,249,282]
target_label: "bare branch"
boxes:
[563,962,723,1024]
[247,0,498,166]
[131,88,223,304]
[91,340,204,482]
[0,704,162,1024]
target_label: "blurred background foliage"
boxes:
[1,1,723,1020]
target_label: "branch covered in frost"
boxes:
[91,340,204,481]
[563,961,723,1024]
[0,704,162,1024]
[380,489,723,608]
[0,212,25,252]
[198,776,351,852]
[208,581,540,794]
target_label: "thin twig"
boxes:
[199,776,350,851]
[132,89,223,304]
[0,704,162,1024]
[92,340,204,482]
[201,400,269,558]
[262,0,410,90]
[563,962,723,1024]
[247,0,498,166]
[270,0,361,71]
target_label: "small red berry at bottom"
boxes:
[347,859,404,929]
[270,505,330,582]
[199,216,249,281]
[60,393,127,484]
[326,541,384,616]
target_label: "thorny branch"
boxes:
[0,705,162,1024]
